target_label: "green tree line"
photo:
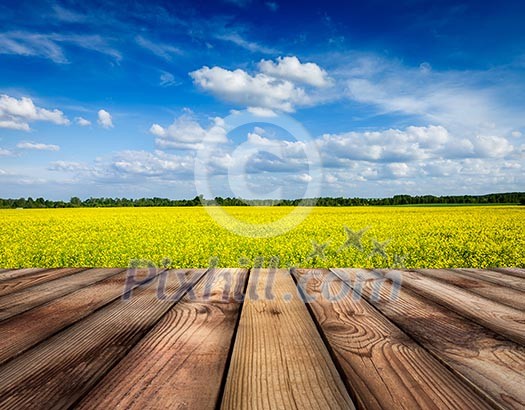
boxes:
[0,192,524,208]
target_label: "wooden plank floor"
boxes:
[0,267,523,409]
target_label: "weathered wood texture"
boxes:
[0,267,522,410]
[295,268,495,410]
[221,268,355,410]
[415,268,525,310]
[77,268,248,410]
[0,269,205,409]
[455,268,525,292]
[0,267,123,321]
[372,269,525,345]
[331,268,525,410]
[0,268,85,297]
[0,268,160,365]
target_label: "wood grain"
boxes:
[77,268,248,410]
[295,268,494,410]
[374,269,525,345]
[457,268,525,292]
[221,268,354,410]
[332,268,525,410]
[416,268,525,310]
[0,268,85,297]
[0,268,206,409]
[0,268,48,282]
[0,268,161,365]
[0,268,123,321]
[489,267,525,280]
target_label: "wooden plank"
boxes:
[221,268,354,410]
[77,268,248,410]
[373,269,525,345]
[0,268,206,409]
[332,268,525,410]
[0,268,161,365]
[295,269,494,410]
[456,268,525,292]
[415,269,525,310]
[0,268,86,297]
[0,268,48,282]
[489,267,525,280]
[0,268,124,321]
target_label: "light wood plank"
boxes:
[0,268,123,321]
[0,268,85,297]
[221,268,354,410]
[0,268,206,409]
[457,269,525,292]
[373,269,525,345]
[0,268,161,365]
[332,268,525,410]
[489,267,525,280]
[295,269,494,410]
[77,268,248,410]
[0,268,48,282]
[416,268,525,310]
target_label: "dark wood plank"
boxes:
[295,269,495,410]
[77,268,248,410]
[0,268,161,365]
[0,268,48,282]
[415,268,525,310]
[0,268,206,409]
[332,268,525,410]
[0,268,86,297]
[373,269,525,345]
[0,268,123,321]
[457,269,525,292]
[221,268,354,410]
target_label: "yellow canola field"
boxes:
[0,206,523,268]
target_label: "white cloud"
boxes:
[340,54,521,135]
[318,125,516,165]
[150,113,228,150]
[159,71,179,87]
[215,33,278,54]
[190,65,310,112]
[135,35,182,60]
[511,131,522,138]
[0,94,69,130]
[111,150,193,176]
[0,148,14,156]
[258,56,332,87]
[17,142,60,151]
[97,109,113,128]
[75,117,91,126]
[48,161,89,171]
[0,31,121,63]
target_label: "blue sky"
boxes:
[0,0,524,199]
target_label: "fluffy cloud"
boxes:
[258,56,332,87]
[17,141,60,151]
[97,109,113,128]
[75,117,91,126]
[318,125,516,165]
[190,66,309,112]
[0,94,69,131]
[111,150,194,176]
[150,113,228,150]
